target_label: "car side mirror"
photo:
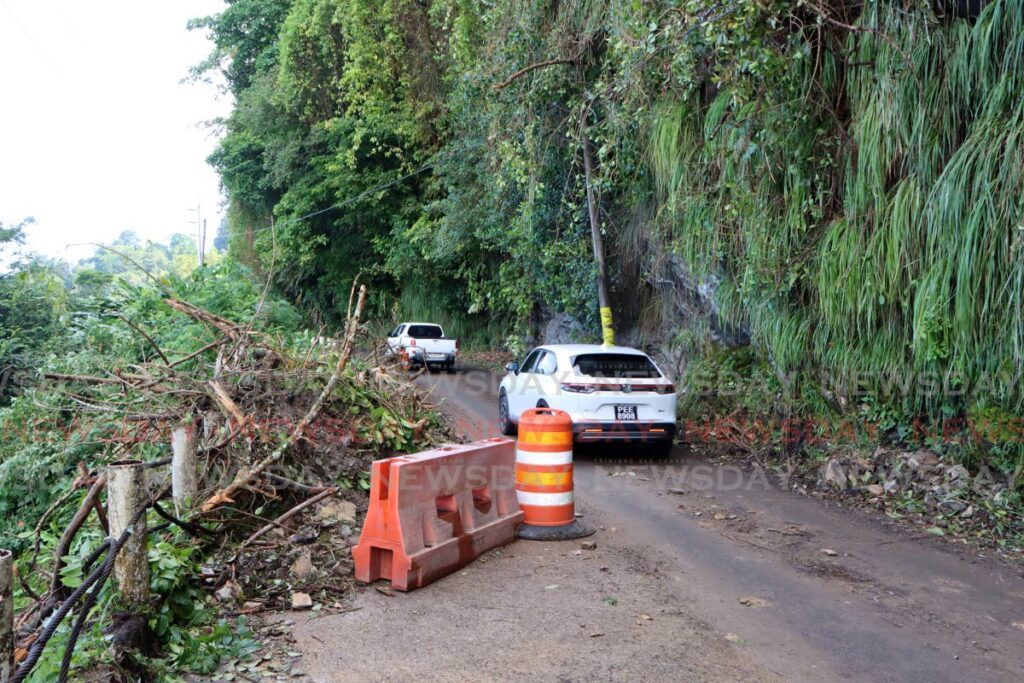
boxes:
[505,361,520,375]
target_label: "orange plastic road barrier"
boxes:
[352,438,523,591]
[515,408,594,541]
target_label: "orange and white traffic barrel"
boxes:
[515,408,594,540]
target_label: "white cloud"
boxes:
[0,1,230,264]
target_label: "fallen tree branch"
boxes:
[239,487,338,549]
[13,486,164,683]
[27,476,88,575]
[259,473,331,494]
[164,298,243,340]
[199,421,245,454]
[48,473,107,602]
[208,380,247,427]
[168,337,228,369]
[43,373,124,385]
[116,315,169,365]
[196,285,368,514]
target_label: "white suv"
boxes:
[498,344,677,455]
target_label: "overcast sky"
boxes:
[1,0,229,264]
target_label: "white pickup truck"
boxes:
[386,322,458,371]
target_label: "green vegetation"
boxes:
[0,3,1021,675]
[1,219,69,404]
[0,227,444,679]
[193,0,1023,478]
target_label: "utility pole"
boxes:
[580,105,614,346]
[187,203,205,268]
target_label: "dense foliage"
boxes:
[0,220,68,403]
[195,1,1023,474]
[0,232,267,545]
[0,235,275,678]
[0,229,444,678]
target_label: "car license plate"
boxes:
[615,405,637,420]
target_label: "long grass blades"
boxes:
[646,0,1024,431]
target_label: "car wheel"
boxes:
[499,393,516,436]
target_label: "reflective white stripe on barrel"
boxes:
[515,490,574,507]
[515,449,573,466]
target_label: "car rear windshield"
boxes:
[571,353,660,378]
[406,325,444,339]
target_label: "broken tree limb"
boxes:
[167,337,228,369]
[240,487,338,550]
[208,381,247,427]
[197,285,367,514]
[91,495,109,536]
[49,473,108,601]
[163,298,242,340]
[107,461,149,606]
[27,478,86,576]
[1,549,12,683]
[42,373,124,385]
[12,566,39,605]
[116,315,169,365]
[171,423,198,515]
[259,473,331,494]
[43,372,182,395]
[171,338,229,369]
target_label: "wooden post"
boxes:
[1,549,13,683]
[171,423,198,515]
[107,461,149,606]
[580,106,615,347]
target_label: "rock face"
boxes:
[653,257,750,349]
[624,255,752,380]
[526,254,751,386]
[542,313,588,345]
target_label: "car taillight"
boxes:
[562,383,599,394]
[455,339,460,352]
[654,384,674,395]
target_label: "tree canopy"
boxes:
[194,0,1024,469]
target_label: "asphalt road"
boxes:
[288,367,1024,682]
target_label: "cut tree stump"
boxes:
[108,461,150,606]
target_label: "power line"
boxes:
[61,164,433,258]
[241,164,432,238]
[1,0,60,76]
